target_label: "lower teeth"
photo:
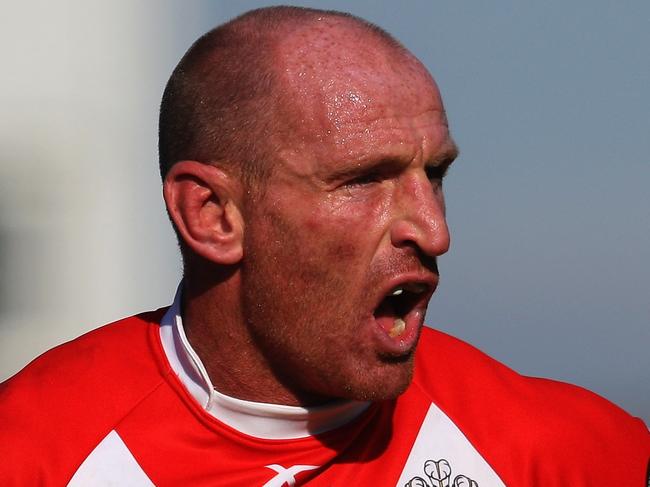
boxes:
[389,318,406,338]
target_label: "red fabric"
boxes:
[413,330,650,486]
[1,312,648,485]
[0,310,166,485]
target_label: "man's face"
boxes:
[240,36,457,403]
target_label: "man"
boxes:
[1,6,648,486]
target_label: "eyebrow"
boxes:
[323,140,460,184]
[425,140,460,176]
[323,156,406,184]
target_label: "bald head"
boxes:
[158,6,415,187]
[160,7,455,404]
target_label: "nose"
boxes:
[390,174,450,258]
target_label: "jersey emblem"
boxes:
[262,464,319,487]
[404,458,478,487]
[393,403,505,486]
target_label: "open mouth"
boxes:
[373,282,430,339]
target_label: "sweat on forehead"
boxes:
[158,6,433,183]
[274,26,440,140]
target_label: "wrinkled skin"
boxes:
[239,22,457,404]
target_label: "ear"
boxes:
[163,161,244,265]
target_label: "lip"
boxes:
[369,271,438,356]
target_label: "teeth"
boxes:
[390,283,427,296]
[389,318,406,337]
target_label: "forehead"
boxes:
[279,23,440,122]
[271,22,450,175]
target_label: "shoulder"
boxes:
[413,326,646,430]
[412,327,650,484]
[0,309,170,484]
[1,309,168,400]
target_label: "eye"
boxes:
[425,165,448,190]
[345,171,382,187]
[425,165,447,182]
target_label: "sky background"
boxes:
[1,1,648,422]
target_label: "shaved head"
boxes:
[161,6,455,405]
[158,6,410,187]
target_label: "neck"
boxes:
[182,276,327,406]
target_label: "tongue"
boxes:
[375,298,401,335]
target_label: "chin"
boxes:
[337,357,415,402]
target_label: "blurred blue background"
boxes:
[1,1,647,422]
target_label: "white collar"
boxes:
[159,285,370,440]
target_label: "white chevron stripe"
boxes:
[68,430,155,486]
[395,403,506,487]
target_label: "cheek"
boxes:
[304,192,391,262]
[302,213,363,263]
[320,225,361,262]
[329,239,358,262]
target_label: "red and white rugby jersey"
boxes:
[1,290,648,486]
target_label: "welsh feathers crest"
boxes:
[405,458,478,487]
